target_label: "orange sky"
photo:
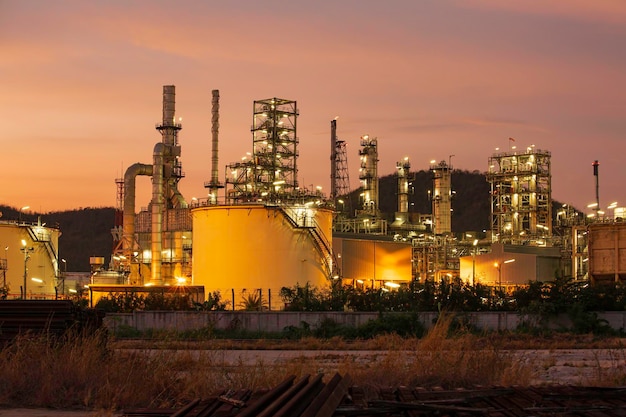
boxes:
[1,1,625,214]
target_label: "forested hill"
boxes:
[0,169,564,272]
[377,169,492,233]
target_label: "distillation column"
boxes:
[395,157,411,225]
[431,160,452,235]
[358,135,379,216]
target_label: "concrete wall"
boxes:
[104,310,626,334]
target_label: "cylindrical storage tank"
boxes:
[191,204,333,310]
[0,222,60,299]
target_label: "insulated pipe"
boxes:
[122,163,153,262]
[169,187,187,209]
[151,142,165,285]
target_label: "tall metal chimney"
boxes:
[330,119,337,201]
[205,89,222,204]
[593,160,600,217]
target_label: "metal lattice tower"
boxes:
[330,119,351,211]
[335,141,350,196]
[486,146,552,245]
[251,98,299,196]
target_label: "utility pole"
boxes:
[21,243,33,299]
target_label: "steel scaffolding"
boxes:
[487,147,552,245]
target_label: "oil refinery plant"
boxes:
[2,85,625,306]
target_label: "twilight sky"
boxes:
[1,0,625,214]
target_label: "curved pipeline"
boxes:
[122,163,153,263]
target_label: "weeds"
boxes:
[3,315,626,412]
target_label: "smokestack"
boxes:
[593,160,600,216]
[162,85,176,145]
[204,89,223,204]
[211,90,220,185]
[330,119,337,201]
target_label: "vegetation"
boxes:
[0,316,538,411]
[280,277,626,312]
[95,290,228,312]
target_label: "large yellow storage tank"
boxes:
[0,222,60,299]
[191,204,333,309]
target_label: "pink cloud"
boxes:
[460,0,626,25]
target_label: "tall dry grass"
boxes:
[0,330,321,410]
[5,314,609,411]
[336,313,535,390]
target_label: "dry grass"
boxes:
[2,317,626,411]
[336,313,535,390]
[0,331,320,410]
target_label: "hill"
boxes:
[345,169,491,233]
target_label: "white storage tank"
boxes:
[191,204,333,309]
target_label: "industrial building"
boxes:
[1,84,616,307]
[107,86,193,287]
[1,84,624,307]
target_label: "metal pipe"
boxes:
[122,163,152,263]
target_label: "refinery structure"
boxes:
[2,85,625,304]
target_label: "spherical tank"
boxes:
[191,204,333,309]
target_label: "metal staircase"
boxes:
[25,225,59,277]
[272,205,340,280]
